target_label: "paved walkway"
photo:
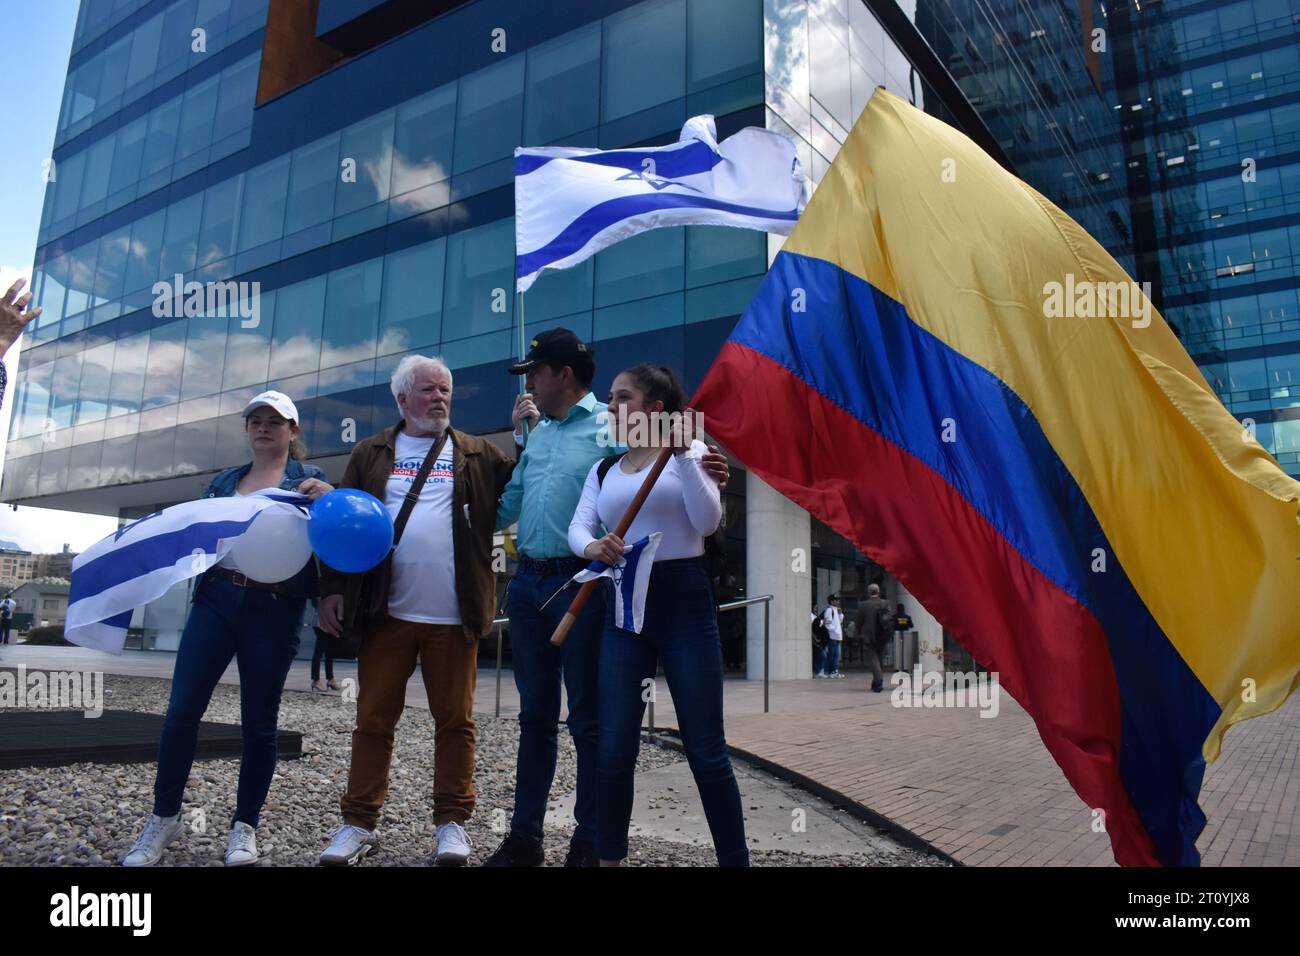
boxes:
[3,644,1295,866]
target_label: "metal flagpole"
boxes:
[516,290,530,442]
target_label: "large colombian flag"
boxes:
[694,88,1300,866]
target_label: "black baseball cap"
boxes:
[507,327,595,375]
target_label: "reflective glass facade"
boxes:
[58,0,268,151]
[6,0,772,510]
[0,1,1140,530]
[1103,0,1300,476]
[767,1,992,197]
[12,0,1131,511]
[912,0,1136,272]
[12,0,1292,637]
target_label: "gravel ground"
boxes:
[0,673,943,867]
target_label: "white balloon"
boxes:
[224,507,312,583]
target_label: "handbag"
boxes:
[337,430,449,656]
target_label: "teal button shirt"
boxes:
[496,391,623,559]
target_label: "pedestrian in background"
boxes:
[822,594,845,678]
[0,594,15,645]
[856,583,890,693]
[811,603,829,677]
[309,600,341,692]
[891,602,914,671]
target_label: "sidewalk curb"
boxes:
[642,728,962,866]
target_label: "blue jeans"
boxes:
[597,557,749,866]
[825,640,842,675]
[507,565,605,847]
[813,641,826,675]
[154,575,303,827]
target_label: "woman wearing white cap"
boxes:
[121,391,334,867]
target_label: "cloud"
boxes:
[0,503,116,554]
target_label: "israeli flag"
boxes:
[572,532,663,634]
[66,490,310,655]
[515,115,809,292]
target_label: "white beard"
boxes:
[407,410,449,435]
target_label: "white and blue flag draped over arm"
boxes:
[514,115,809,293]
[571,532,662,634]
[66,490,311,655]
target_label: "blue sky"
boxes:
[0,1,78,268]
[0,1,118,554]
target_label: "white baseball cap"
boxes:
[242,390,299,423]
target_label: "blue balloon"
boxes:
[308,489,394,573]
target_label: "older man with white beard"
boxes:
[316,355,514,866]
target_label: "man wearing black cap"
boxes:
[483,328,729,866]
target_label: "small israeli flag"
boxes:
[572,532,663,634]
[66,490,310,655]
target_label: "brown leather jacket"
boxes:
[318,420,515,643]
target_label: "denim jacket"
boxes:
[202,457,327,599]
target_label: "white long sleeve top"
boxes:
[568,440,721,562]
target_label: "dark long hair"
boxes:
[620,364,685,414]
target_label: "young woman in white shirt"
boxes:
[568,364,748,867]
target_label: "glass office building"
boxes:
[5,0,777,517]
[8,0,1278,667]
[1100,0,1300,477]
[912,0,1136,273]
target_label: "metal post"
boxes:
[716,595,773,714]
[516,292,530,444]
[763,598,770,714]
[494,621,503,718]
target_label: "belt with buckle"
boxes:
[209,567,289,593]
[518,554,587,577]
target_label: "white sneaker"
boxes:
[319,824,377,866]
[122,813,183,867]
[434,821,471,866]
[225,821,258,866]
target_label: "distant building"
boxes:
[0,549,38,585]
[11,581,71,628]
[36,544,77,580]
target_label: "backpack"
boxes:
[811,613,829,648]
[873,603,894,646]
[596,454,727,586]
